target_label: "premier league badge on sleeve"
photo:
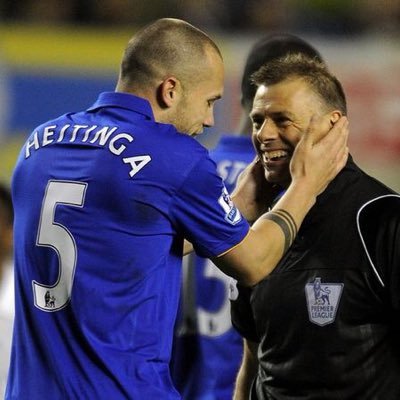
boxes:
[305,277,344,326]
[218,186,242,225]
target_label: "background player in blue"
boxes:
[231,54,400,399]
[0,183,14,399]
[6,18,348,400]
[171,34,325,400]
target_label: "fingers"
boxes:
[319,116,348,150]
[320,116,349,174]
[309,115,348,161]
[290,114,350,196]
[335,145,349,174]
[303,114,348,151]
[235,156,263,187]
[323,116,349,172]
[302,114,331,147]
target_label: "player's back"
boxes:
[7,93,210,399]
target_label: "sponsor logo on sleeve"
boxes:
[305,277,344,326]
[218,186,242,225]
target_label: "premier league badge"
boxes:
[305,277,344,326]
[218,186,242,225]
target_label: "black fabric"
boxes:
[231,157,400,399]
[358,195,400,309]
[231,283,259,343]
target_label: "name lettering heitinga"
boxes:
[24,124,151,178]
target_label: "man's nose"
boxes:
[256,119,277,143]
[203,109,215,128]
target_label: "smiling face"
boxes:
[250,78,327,188]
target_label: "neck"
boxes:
[115,84,164,122]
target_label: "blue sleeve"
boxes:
[170,155,249,258]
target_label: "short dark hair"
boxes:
[252,53,347,115]
[119,18,222,90]
[0,182,13,226]
[241,33,324,110]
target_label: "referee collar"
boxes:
[87,92,155,120]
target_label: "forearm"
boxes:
[266,178,316,242]
[234,364,255,400]
[250,179,316,266]
[234,340,259,400]
[215,180,315,286]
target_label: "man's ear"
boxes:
[330,110,342,126]
[157,77,182,108]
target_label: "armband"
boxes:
[263,209,298,252]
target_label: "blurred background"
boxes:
[0,0,399,190]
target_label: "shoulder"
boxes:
[161,126,213,177]
[334,160,397,210]
[139,124,217,193]
[118,117,212,179]
[358,194,400,225]
[151,122,210,157]
[357,194,400,242]
[357,194,400,286]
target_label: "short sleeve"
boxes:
[170,155,249,258]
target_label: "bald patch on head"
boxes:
[117,18,222,92]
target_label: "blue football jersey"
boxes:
[6,93,249,400]
[171,135,255,399]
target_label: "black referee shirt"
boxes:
[231,157,400,399]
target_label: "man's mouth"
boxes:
[262,150,290,162]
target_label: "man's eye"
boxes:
[252,119,263,130]
[276,117,290,126]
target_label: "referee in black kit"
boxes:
[231,52,400,400]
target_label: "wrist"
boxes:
[285,179,317,210]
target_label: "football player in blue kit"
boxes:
[6,19,348,400]
[171,34,324,400]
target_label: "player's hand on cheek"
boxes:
[290,114,349,196]
[232,157,281,223]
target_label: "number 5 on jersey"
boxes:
[33,180,87,312]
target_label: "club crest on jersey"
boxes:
[218,186,242,225]
[305,277,343,326]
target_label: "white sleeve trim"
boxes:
[356,194,400,288]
